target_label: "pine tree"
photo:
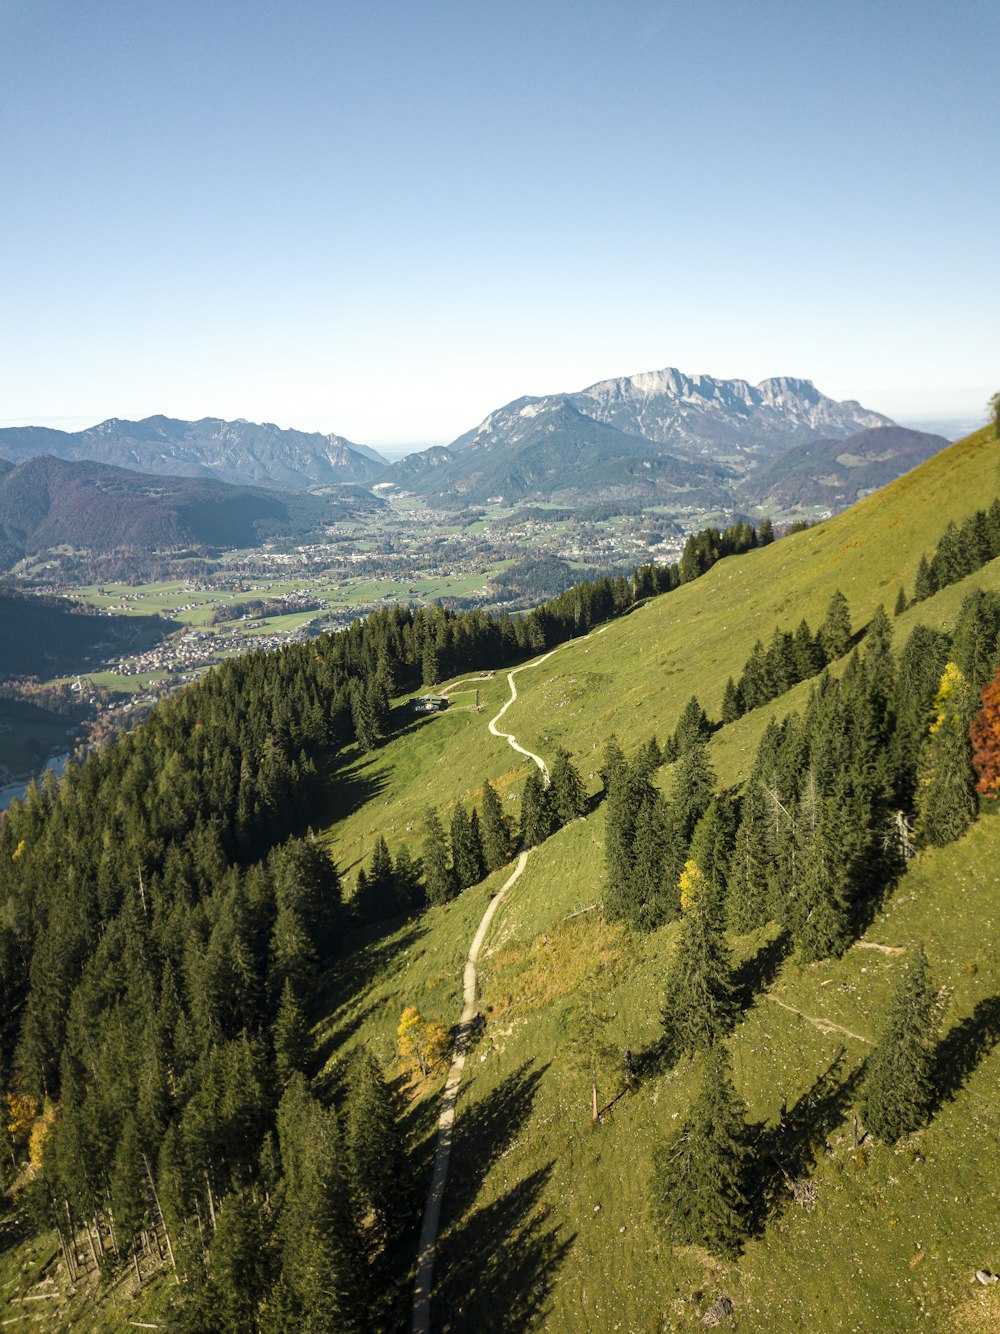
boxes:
[819,590,852,661]
[652,1044,754,1257]
[479,779,512,872]
[861,946,937,1142]
[670,738,716,847]
[519,769,553,847]
[915,663,979,846]
[274,978,312,1084]
[344,1049,411,1238]
[421,809,456,905]
[451,804,484,889]
[913,553,937,603]
[663,872,737,1055]
[720,677,742,724]
[795,796,854,962]
[548,748,586,827]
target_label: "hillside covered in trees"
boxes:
[0,423,999,1330]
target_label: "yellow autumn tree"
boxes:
[397,1006,449,1077]
[6,1092,38,1158]
[678,858,707,914]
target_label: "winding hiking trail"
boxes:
[411,850,530,1334]
[412,625,610,1332]
[488,626,610,783]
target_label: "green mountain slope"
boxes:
[312,425,1000,1331]
[1,425,998,1331]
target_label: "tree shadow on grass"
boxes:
[312,917,428,1080]
[434,1164,575,1333]
[929,992,1000,1113]
[311,751,390,831]
[754,1048,862,1232]
[427,1060,573,1331]
[733,930,792,1010]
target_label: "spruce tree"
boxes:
[795,796,854,962]
[861,946,937,1142]
[670,738,716,847]
[652,1044,755,1257]
[915,663,978,847]
[599,734,627,794]
[721,677,742,724]
[480,779,512,872]
[548,747,587,826]
[625,789,672,929]
[894,585,908,616]
[819,589,852,661]
[274,978,312,1084]
[673,696,712,755]
[913,553,937,603]
[421,809,456,905]
[520,769,553,847]
[725,786,772,933]
[450,804,483,889]
[344,1049,411,1239]
[663,874,737,1055]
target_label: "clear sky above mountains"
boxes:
[1,0,997,444]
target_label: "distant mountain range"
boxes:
[380,368,913,508]
[0,371,949,520]
[0,416,387,490]
[0,455,384,568]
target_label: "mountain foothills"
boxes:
[0,415,387,490]
[0,454,384,570]
[0,415,998,1331]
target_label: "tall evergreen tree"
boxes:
[421,809,456,905]
[915,663,978,847]
[670,738,716,847]
[273,978,312,1085]
[479,779,512,872]
[344,1049,411,1239]
[819,589,852,661]
[519,770,554,847]
[662,874,737,1055]
[652,1045,755,1258]
[450,804,484,890]
[548,748,587,826]
[860,946,937,1142]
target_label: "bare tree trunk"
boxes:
[591,1077,599,1123]
[142,1152,177,1275]
[132,1249,142,1288]
[205,1172,217,1230]
[86,1219,100,1274]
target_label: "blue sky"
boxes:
[1,0,997,445]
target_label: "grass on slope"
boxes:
[322,790,1000,1333]
[310,428,1000,1331]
